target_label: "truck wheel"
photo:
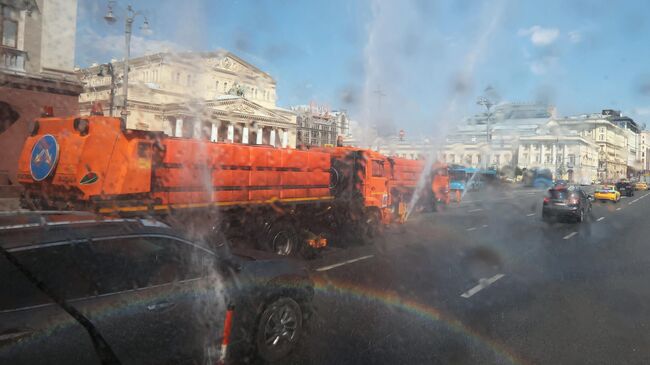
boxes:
[255,297,303,362]
[267,222,299,256]
[362,210,382,242]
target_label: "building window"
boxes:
[215,80,219,90]
[186,74,192,86]
[568,154,576,165]
[1,5,19,48]
[223,82,228,92]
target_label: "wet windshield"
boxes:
[3,1,650,364]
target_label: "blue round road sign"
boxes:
[30,134,59,181]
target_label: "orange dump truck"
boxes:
[17,113,431,257]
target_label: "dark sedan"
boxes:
[542,185,593,223]
[615,181,634,197]
[0,211,313,365]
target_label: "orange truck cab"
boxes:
[316,146,391,226]
[431,162,450,205]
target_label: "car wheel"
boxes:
[578,208,584,223]
[256,297,303,362]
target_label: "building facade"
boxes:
[641,130,650,172]
[607,110,642,173]
[439,104,631,182]
[78,51,297,148]
[554,114,628,181]
[374,133,435,160]
[440,103,554,170]
[291,105,338,147]
[0,0,82,182]
[517,133,598,185]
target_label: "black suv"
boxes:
[615,181,634,197]
[0,211,313,364]
[542,185,593,223]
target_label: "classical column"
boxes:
[192,119,202,139]
[256,127,263,145]
[540,143,545,166]
[227,124,234,143]
[175,118,183,137]
[281,129,288,148]
[552,143,557,166]
[270,129,276,146]
[242,126,249,144]
[210,122,218,142]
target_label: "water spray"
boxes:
[404,0,507,221]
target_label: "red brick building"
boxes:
[0,0,81,183]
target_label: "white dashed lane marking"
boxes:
[563,232,578,240]
[460,274,505,298]
[468,208,483,213]
[616,207,622,211]
[597,217,605,222]
[526,213,535,217]
[316,255,374,272]
[466,227,477,231]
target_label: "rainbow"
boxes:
[313,276,527,365]
[2,269,527,364]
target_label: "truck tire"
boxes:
[266,221,299,256]
[361,209,382,243]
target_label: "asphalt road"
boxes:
[280,186,650,365]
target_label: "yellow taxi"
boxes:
[634,181,648,190]
[594,185,621,202]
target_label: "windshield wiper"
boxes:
[0,246,121,365]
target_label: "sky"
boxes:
[75,0,650,137]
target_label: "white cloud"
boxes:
[518,26,560,46]
[77,27,187,65]
[568,30,582,44]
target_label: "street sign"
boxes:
[30,134,59,181]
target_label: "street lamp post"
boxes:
[477,96,494,169]
[103,2,151,123]
[97,63,115,116]
[477,96,493,143]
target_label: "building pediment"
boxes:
[209,97,290,122]
[204,53,273,81]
